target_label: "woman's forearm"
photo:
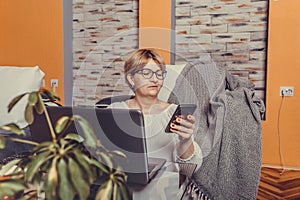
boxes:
[176,138,194,160]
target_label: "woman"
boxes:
[109,49,202,164]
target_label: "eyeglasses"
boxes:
[131,68,167,80]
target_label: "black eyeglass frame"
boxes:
[130,68,167,80]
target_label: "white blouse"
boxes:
[108,102,202,166]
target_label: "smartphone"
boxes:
[165,104,197,133]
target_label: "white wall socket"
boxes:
[50,79,58,88]
[280,86,294,96]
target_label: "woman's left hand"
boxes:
[170,114,196,142]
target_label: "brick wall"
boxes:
[72,0,139,106]
[175,0,268,100]
[72,0,268,106]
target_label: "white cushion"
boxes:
[0,66,45,128]
[158,64,186,101]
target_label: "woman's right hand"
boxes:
[170,114,196,142]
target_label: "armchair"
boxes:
[96,60,265,199]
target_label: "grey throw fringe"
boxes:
[184,180,210,200]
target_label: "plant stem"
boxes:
[8,137,39,146]
[38,94,57,143]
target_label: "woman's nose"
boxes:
[150,73,158,82]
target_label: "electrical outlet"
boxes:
[50,79,58,88]
[280,86,294,96]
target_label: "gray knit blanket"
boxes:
[168,60,265,200]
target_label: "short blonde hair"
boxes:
[124,49,166,75]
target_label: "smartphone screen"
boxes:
[165,104,197,133]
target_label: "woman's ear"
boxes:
[126,73,135,89]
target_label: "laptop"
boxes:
[29,106,166,185]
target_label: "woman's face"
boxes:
[129,59,165,98]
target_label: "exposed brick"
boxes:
[176,6,191,17]
[250,50,266,61]
[191,24,228,34]
[73,0,85,3]
[212,0,251,4]
[177,34,212,43]
[176,52,213,63]
[73,0,267,106]
[228,22,267,32]
[212,13,250,24]
[73,4,84,14]
[176,0,212,7]
[189,42,226,53]
[226,60,266,71]
[250,10,268,22]
[249,41,266,51]
[228,70,249,78]
[192,2,266,15]
[249,70,265,81]
[212,51,250,62]
[176,25,191,35]
[176,43,190,53]
[250,31,267,42]
[73,13,85,23]
[251,80,264,89]
[227,42,250,51]
[176,15,211,25]
[212,33,251,43]
[114,2,134,10]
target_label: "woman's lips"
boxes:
[147,85,159,89]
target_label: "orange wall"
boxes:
[139,0,300,167]
[0,0,64,104]
[139,0,172,63]
[262,0,300,167]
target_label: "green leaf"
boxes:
[118,184,130,200]
[0,138,5,149]
[0,123,25,135]
[64,133,84,143]
[95,179,112,200]
[98,152,113,169]
[25,151,52,182]
[110,150,127,159]
[24,104,34,124]
[113,171,127,184]
[113,182,119,200]
[0,181,26,197]
[74,115,97,148]
[41,89,60,102]
[23,189,38,200]
[28,91,38,106]
[55,116,71,134]
[7,92,28,112]
[73,150,95,184]
[68,158,90,200]
[0,159,21,176]
[58,158,76,200]
[44,157,59,200]
[31,141,56,153]
[34,94,44,114]
[89,159,109,174]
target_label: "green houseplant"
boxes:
[0,89,129,200]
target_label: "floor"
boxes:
[257,167,300,200]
